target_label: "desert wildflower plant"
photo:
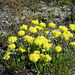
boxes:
[2,20,75,75]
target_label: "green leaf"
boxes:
[17,58,20,62]
[21,56,25,60]
[6,65,10,69]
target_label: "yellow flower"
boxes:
[36,36,49,44]
[39,22,46,27]
[43,29,49,34]
[52,30,61,38]
[34,38,43,46]
[7,44,16,51]
[3,52,10,60]
[40,53,44,57]
[69,24,75,31]
[40,54,52,62]
[20,24,27,30]
[3,55,10,60]
[41,49,45,52]
[70,42,75,46]
[43,43,52,51]
[27,48,30,52]
[5,52,10,55]
[55,46,62,52]
[43,54,52,62]
[48,23,56,28]
[33,51,40,54]
[31,20,39,25]
[35,26,43,31]
[18,30,25,36]
[29,27,37,33]
[59,26,68,32]
[8,36,17,43]
[29,53,40,62]
[48,40,51,43]
[18,47,26,53]
[24,35,35,44]
[62,31,73,41]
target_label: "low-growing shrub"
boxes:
[2,20,75,75]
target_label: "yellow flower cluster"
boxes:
[34,38,43,46]
[41,49,46,52]
[29,50,52,63]
[52,30,61,38]
[43,54,52,62]
[39,22,46,27]
[24,35,35,44]
[7,44,16,51]
[35,26,43,31]
[31,20,39,25]
[8,36,17,43]
[20,24,27,30]
[18,47,26,53]
[59,26,68,32]
[43,43,52,51]
[3,52,10,60]
[33,50,40,54]
[29,27,37,33]
[43,29,49,34]
[48,40,51,43]
[70,42,75,46]
[29,53,40,62]
[34,36,49,46]
[55,46,62,52]
[18,30,25,36]
[34,36,52,50]
[48,23,56,28]
[40,54,52,62]
[62,31,73,41]
[37,36,49,44]
[69,24,75,31]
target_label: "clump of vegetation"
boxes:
[69,11,75,23]
[2,20,75,75]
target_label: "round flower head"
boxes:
[55,46,62,52]
[20,24,27,30]
[8,36,17,43]
[62,31,73,41]
[34,38,43,46]
[7,44,16,51]
[59,26,68,32]
[41,49,46,52]
[52,30,61,38]
[43,43,52,51]
[33,51,40,54]
[18,47,26,53]
[43,29,49,34]
[70,41,75,46]
[69,24,75,31]
[36,36,49,44]
[31,20,39,25]
[39,22,46,27]
[35,26,43,31]
[48,23,56,28]
[29,53,40,63]
[18,30,25,36]
[3,54,10,60]
[41,54,52,62]
[24,35,34,44]
[29,27,37,33]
